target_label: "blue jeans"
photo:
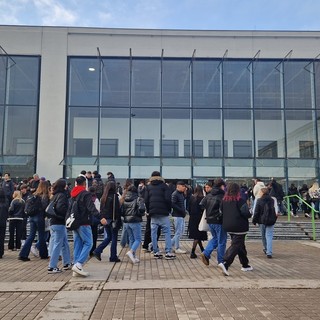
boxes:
[19,214,48,259]
[120,223,129,247]
[49,224,71,269]
[127,222,142,253]
[203,223,227,264]
[259,224,274,256]
[151,216,172,254]
[94,224,118,261]
[73,225,93,265]
[171,217,185,250]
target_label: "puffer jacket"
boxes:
[221,198,251,234]
[122,190,145,223]
[8,199,25,219]
[49,191,69,225]
[171,190,186,218]
[200,187,225,224]
[144,176,171,217]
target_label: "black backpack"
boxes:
[261,200,277,226]
[24,195,42,217]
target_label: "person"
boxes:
[8,191,25,251]
[252,187,279,259]
[252,178,265,213]
[122,185,145,264]
[0,189,9,258]
[171,181,188,254]
[144,171,175,260]
[199,178,227,266]
[218,182,253,276]
[269,178,285,215]
[287,183,300,217]
[29,174,40,193]
[89,186,100,256]
[188,185,207,259]
[92,171,104,200]
[309,181,320,219]
[2,172,14,203]
[47,179,71,274]
[138,180,146,198]
[92,181,122,263]
[85,171,93,188]
[107,172,115,182]
[19,180,50,261]
[299,184,312,218]
[70,175,101,276]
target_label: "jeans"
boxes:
[120,223,129,247]
[73,225,93,265]
[143,215,161,249]
[94,224,118,261]
[259,224,274,256]
[224,233,249,268]
[49,224,71,269]
[8,219,23,250]
[203,224,227,264]
[151,216,172,254]
[19,214,48,259]
[127,222,142,252]
[171,217,185,250]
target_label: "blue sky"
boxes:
[0,0,319,30]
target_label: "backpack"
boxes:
[65,196,82,230]
[261,200,277,226]
[24,195,42,217]
[93,179,104,200]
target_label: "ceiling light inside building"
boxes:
[88,67,95,71]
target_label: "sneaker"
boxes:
[153,252,163,259]
[18,256,30,262]
[31,246,39,258]
[109,257,121,263]
[305,213,310,218]
[126,251,136,264]
[165,252,176,260]
[21,240,25,247]
[72,271,81,277]
[148,242,153,252]
[175,248,187,254]
[72,265,89,277]
[241,265,253,271]
[92,251,101,261]
[218,262,229,276]
[200,253,209,266]
[134,257,140,263]
[63,264,72,270]
[48,267,62,274]
[190,252,197,259]
[267,255,272,259]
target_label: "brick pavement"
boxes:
[1,240,320,319]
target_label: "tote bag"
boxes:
[198,209,209,232]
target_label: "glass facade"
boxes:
[0,55,40,179]
[65,56,320,186]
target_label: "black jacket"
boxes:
[221,198,251,233]
[8,199,25,219]
[144,176,171,217]
[253,195,276,226]
[171,190,186,218]
[122,190,145,223]
[200,187,225,224]
[50,191,69,225]
[100,191,121,222]
[0,200,9,227]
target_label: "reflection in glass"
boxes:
[0,57,6,105]
[233,140,252,158]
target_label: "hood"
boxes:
[124,191,139,202]
[149,176,165,185]
[71,185,86,198]
[210,187,225,196]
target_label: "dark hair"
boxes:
[89,186,96,194]
[205,181,213,187]
[223,182,240,202]
[176,181,186,186]
[193,185,203,198]
[151,171,160,177]
[100,181,116,207]
[76,176,86,185]
[214,178,225,188]
[80,170,86,175]
[127,185,138,193]
[93,170,98,175]
[52,179,67,194]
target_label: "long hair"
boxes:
[100,181,116,207]
[52,179,67,195]
[223,182,241,202]
[12,190,23,202]
[34,180,50,198]
[193,185,203,198]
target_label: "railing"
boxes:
[284,195,319,241]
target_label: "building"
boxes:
[1,25,320,187]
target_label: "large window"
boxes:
[299,141,314,158]
[162,140,179,157]
[208,140,228,158]
[135,139,154,157]
[233,140,252,158]
[184,140,203,157]
[258,141,278,158]
[100,139,118,156]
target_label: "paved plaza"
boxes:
[1,239,320,319]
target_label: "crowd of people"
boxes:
[0,170,319,278]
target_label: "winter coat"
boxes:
[100,190,121,224]
[0,200,9,227]
[252,195,278,226]
[171,190,186,218]
[122,190,145,223]
[49,191,69,226]
[221,198,251,234]
[70,186,100,226]
[8,199,25,220]
[200,187,225,224]
[188,195,207,241]
[144,176,171,217]
[2,179,14,198]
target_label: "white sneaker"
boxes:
[72,265,89,277]
[175,248,187,254]
[241,265,253,272]
[31,245,39,258]
[126,251,136,264]
[218,262,229,276]
[72,271,81,277]
[134,257,140,263]
[21,240,25,248]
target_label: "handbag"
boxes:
[111,194,118,229]
[45,200,57,218]
[198,209,209,232]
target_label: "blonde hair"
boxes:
[12,190,23,201]
[309,182,319,193]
